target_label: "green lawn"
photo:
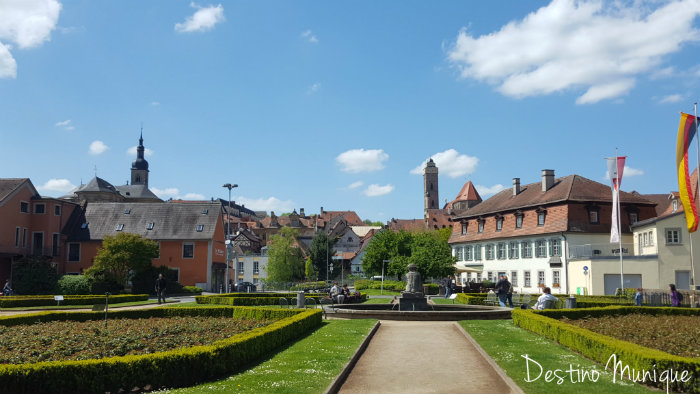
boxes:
[153,319,377,394]
[363,297,393,304]
[357,288,401,296]
[460,320,658,394]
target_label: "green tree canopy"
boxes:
[266,227,305,282]
[309,231,336,281]
[361,229,455,280]
[85,232,159,287]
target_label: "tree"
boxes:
[266,227,305,282]
[304,258,316,280]
[309,231,336,281]
[362,219,384,226]
[84,232,159,288]
[409,231,456,279]
[11,256,59,295]
[361,230,412,279]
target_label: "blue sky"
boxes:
[1,0,699,223]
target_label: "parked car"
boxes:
[235,281,256,292]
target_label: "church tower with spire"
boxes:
[130,132,149,187]
[423,158,439,213]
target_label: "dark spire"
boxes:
[131,130,148,170]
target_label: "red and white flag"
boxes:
[607,156,626,243]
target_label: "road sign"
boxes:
[583,266,588,271]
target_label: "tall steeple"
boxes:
[130,130,150,187]
[423,158,439,215]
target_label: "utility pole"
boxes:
[222,183,238,293]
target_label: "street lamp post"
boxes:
[222,183,238,293]
[382,260,391,295]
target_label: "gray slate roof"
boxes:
[0,178,36,203]
[115,184,160,200]
[65,202,222,241]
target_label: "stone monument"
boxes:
[399,263,429,311]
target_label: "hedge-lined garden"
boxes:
[0,307,322,394]
[354,279,439,294]
[195,292,367,306]
[512,306,700,393]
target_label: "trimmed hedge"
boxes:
[0,294,149,308]
[0,306,322,394]
[197,293,367,306]
[289,281,327,291]
[198,292,329,299]
[512,306,700,393]
[455,293,488,305]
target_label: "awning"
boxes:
[453,263,483,273]
[548,257,562,267]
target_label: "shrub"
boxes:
[182,286,203,294]
[455,293,487,305]
[512,307,700,394]
[0,294,148,308]
[11,257,59,295]
[57,275,91,295]
[290,281,326,291]
[0,307,322,394]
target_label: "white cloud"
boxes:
[605,165,644,180]
[336,149,389,173]
[348,181,364,189]
[175,3,225,33]
[37,178,76,194]
[301,29,318,43]
[308,82,321,94]
[126,146,154,157]
[447,0,700,104]
[151,187,205,201]
[363,184,394,197]
[0,0,61,79]
[88,140,109,155]
[475,184,506,197]
[364,184,395,197]
[151,101,160,106]
[55,119,74,130]
[235,196,295,213]
[660,94,683,103]
[410,149,479,178]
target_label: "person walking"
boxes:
[504,275,514,308]
[445,276,453,298]
[155,273,167,304]
[495,275,510,307]
[3,280,12,296]
[635,287,643,306]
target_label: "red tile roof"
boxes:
[449,180,482,207]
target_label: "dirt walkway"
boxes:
[337,320,522,394]
[0,297,194,317]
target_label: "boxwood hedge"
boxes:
[0,307,322,394]
[0,294,149,308]
[512,306,700,393]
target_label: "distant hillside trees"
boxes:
[266,228,305,282]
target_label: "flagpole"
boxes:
[692,103,699,292]
[616,148,624,295]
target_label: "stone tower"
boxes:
[130,132,149,187]
[423,158,439,213]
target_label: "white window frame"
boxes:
[478,221,484,233]
[510,271,518,287]
[253,261,260,274]
[474,244,482,261]
[497,242,506,260]
[496,218,503,231]
[509,241,519,259]
[553,270,560,285]
[538,212,546,226]
[666,228,682,245]
[535,239,547,258]
[649,231,654,246]
[465,245,473,261]
[237,260,244,274]
[515,215,523,229]
[456,247,464,261]
[461,222,467,235]
[521,241,532,258]
[20,200,29,214]
[538,270,546,285]
[34,203,46,214]
[524,271,531,287]
[485,244,494,260]
[589,209,599,224]
[550,238,561,257]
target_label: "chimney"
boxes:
[542,169,555,192]
[513,178,521,196]
[300,208,305,217]
[320,206,324,215]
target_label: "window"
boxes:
[666,228,681,244]
[455,247,464,261]
[465,245,473,261]
[202,208,208,214]
[485,244,494,260]
[474,244,482,261]
[116,224,124,231]
[155,242,161,259]
[553,270,560,286]
[461,222,467,235]
[496,218,503,231]
[22,228,27,248]
[124,209,131,214]
[638,233,643,251]
[643,232,648,246]
[550,238,561,257]
[147,222,154,230]
[589,209,599,224]
[535,239,547,258]
[237,261,244,274]
[183,243,194,258]
[509,242,519,259]
[538,270,545,285]
[254,261,260,274]
[537,212,546,226]
[672,200,679,212]
[487,271,493,282]
[68,243,80,262]
[515,215,523,229]
[196,224,204,232]
[20,201,29,213]
[15,227,20,247]
[478,221,484,233]
[34,203,45,214]
[81,222,89,229]
[629,212,638,224]
[521,241,532,258]
[649,231,654,246]
[476,272,482,282]
[497,242,506,260]
[54,205,61,216]
[511,271,518,287]
[524,271,531,287]
[52,233,59,256]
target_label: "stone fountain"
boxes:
[398,263,429,311]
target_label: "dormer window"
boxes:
[81,222,89,229]
[629,212,638,224]
[496,217,503,231]
[536,208,547,227]
[196,224,204,232]
[588,206,600,224]
[116,224,124,231]
[146,222,154,230]
[514,212,523,229]
[672,200,678,212]
[124,209,131,214]
[461,222,467,235]
[477,220,484,233]
[202,209,208,215]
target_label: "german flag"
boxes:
[676,112,699,232]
